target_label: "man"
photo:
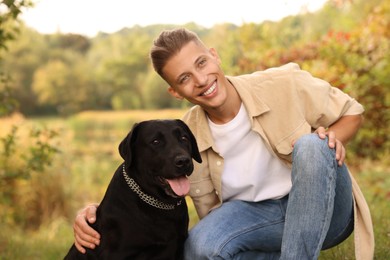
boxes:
[73,28,374,259]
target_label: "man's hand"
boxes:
[315,126,345,166]
[292,115,363,166]
[73,204,101,254]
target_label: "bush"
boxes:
[0,120,70,229]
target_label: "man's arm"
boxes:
[326,114,363,144]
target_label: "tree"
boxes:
[0,1,66,229]
[0,0,33,51]
[32,56,95,115]
[0,0,33,116]
[2,25,48,114]
[88,30,152,110]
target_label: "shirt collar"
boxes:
[186,75,270,152]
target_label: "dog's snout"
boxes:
[175,155,191,168]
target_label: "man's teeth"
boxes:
[202,83,216,96]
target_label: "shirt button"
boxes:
[195,189,200,194]
[216,161,222,166]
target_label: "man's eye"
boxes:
[180,75,190,84]
[199,58,207,66]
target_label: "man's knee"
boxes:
[184,228,221,259]
[293,133,334,159]
[294,133,328,151]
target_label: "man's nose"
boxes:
[193,71,207,87]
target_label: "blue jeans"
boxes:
[184,134,354,260]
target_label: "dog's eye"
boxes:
[152,139,160,145]
[181,136,189,142]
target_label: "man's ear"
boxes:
[209,48,221,63]
[168,86,183,100]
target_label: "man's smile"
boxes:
[201,81,217,96]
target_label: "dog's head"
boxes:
[119,119,202,199]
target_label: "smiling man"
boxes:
[73,28,374,260]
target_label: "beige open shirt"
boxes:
[182,63,374,259]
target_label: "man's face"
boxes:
[162,41,228,110]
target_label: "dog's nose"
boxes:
[175,155,190,168]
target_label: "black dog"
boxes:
[65,119,202,260]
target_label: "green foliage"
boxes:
[0,123,63,228]
[32,57,96,115]
[1,25,48,115]
[0,72,19,116]
[246,0,390,161]
[317,0,390,160]
[0,0,33,51]
[0,1,388,257]
[0,0,33,116]
[0,113,389,259]
[2,0,388,158]
[0,9,71,233]
[55,33,91,54]
[0,124,18,159]
[25,126,61,172]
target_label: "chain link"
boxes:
[122,164,182,210]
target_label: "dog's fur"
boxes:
[65,119,202,260]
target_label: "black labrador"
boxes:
[65,119,202,260]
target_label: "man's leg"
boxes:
[184,134,353,260]
[184,198,286,260]
[280,134,353,260]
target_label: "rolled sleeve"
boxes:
[292,67,364,128]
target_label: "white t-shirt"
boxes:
[208,103,292,202]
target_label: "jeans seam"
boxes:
[217,219,285,258]
[279,198,287,218]
[314,171,334,255]
[283,134,339,259]
[313,138,338,256]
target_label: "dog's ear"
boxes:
[176,120,202,163]
[119,123,139,168]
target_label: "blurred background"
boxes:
[0,0,389,258]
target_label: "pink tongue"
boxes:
[166,176,190,196]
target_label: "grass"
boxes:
[1,218,73,259]
[0,110,389,259]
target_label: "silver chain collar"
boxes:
[122,164,182,210]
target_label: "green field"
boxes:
[0,110,389,259]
